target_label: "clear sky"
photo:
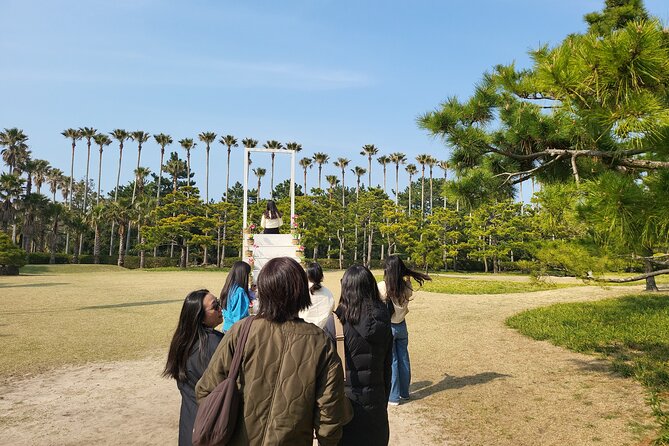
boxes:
[1,0,667,201]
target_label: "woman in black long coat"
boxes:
[325,265,393,446]
[163,289,223,446]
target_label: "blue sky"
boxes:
[1,0,667,201]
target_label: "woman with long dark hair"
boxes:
[325,265,393,446]
[197,257,352,444]
[299,262,335,328]
[221,261,251,332]
[377,255,431,405]
[260,199,283,234]
[164,289,223,446]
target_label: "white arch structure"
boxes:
[242,146,296,230]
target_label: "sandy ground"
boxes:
[0,282,660,445]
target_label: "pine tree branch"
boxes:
[495,155,566,185]
[585,269,669,283]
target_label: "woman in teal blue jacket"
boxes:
[221,261,252,332]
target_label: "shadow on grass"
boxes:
[78,299,183,310]
[409,372,510,400]
[0,282,70,288]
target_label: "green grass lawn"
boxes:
[373,274,573,294]
[507,293,669,443]
[0,265,232,380]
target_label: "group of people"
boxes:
[164,249,430,445]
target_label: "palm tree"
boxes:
[104,200,131,267]
[127,131,151,254]
[285,142,302,153]
[92,134,111,205]
[31,159,50,195]
[263,140,283,197]
[0,128,30,175]
[130,131,151,202]
[389,152,406,206]
[426,156,438,214]
[164,155,186,193]
[79,127,98,213]
[198,131,217,204]
[360,144,379,188]
[299,157,313,194]
[377,155,390,195]
[108,129,129,256]
[325,175,339,200]
[0,173,25,241]
[47,168,64,203]
[253,167,266,200]
[405,163,418,216]
[416,154,431,217]
[87,203,106,264]
[220,135,238,202]
[438,160,449,209]
[333,157,350,207]
[312,152,329,190]
[61,128,82,209]
[61,128,81,254]
[178,138,195,187]
[153,133,173,202]
[241,138,258,192]
[352,166,366,199]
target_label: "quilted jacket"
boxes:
[195,317,352,445]
[324,300,393,446]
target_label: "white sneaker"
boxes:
[388,401,400,406]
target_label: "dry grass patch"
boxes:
[0,265,231,380]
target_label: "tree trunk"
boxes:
[483,256,488,273]
[117,226,126,267]
[139,238,146,269]
[50,216,59,264]
[367,227,374,267]
[180,245,187,269]
[93,224,100,264]
[644,258,659,292]
[72,232,80,264]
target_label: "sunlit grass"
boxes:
[373,274,572,294]
[507,293,669,443]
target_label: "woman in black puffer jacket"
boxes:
[325,265,393,446]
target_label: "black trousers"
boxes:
[263,227,279,234]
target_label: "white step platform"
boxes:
[246,234,302,280]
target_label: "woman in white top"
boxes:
[377,255,430,405]
[299,262,335,329]
[260,200,283,234]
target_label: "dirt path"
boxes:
[0,284,659,445]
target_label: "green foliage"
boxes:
[0,231,26,273]
[507,293,669,441]
[533,240,608,278]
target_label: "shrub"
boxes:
[27,252,71,264]
[0,232,27,275]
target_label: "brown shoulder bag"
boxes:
[192,316,255,446]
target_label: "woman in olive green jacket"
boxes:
[196,257,352,445]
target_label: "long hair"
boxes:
[257,257,311,322]
[307,262,324,294]
[220,261,251,309]
[383,255,431,307]
[263,200,282,219]
[163,289,211,382]
[337,264,381,325]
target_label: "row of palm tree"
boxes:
[2,126,450,263]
